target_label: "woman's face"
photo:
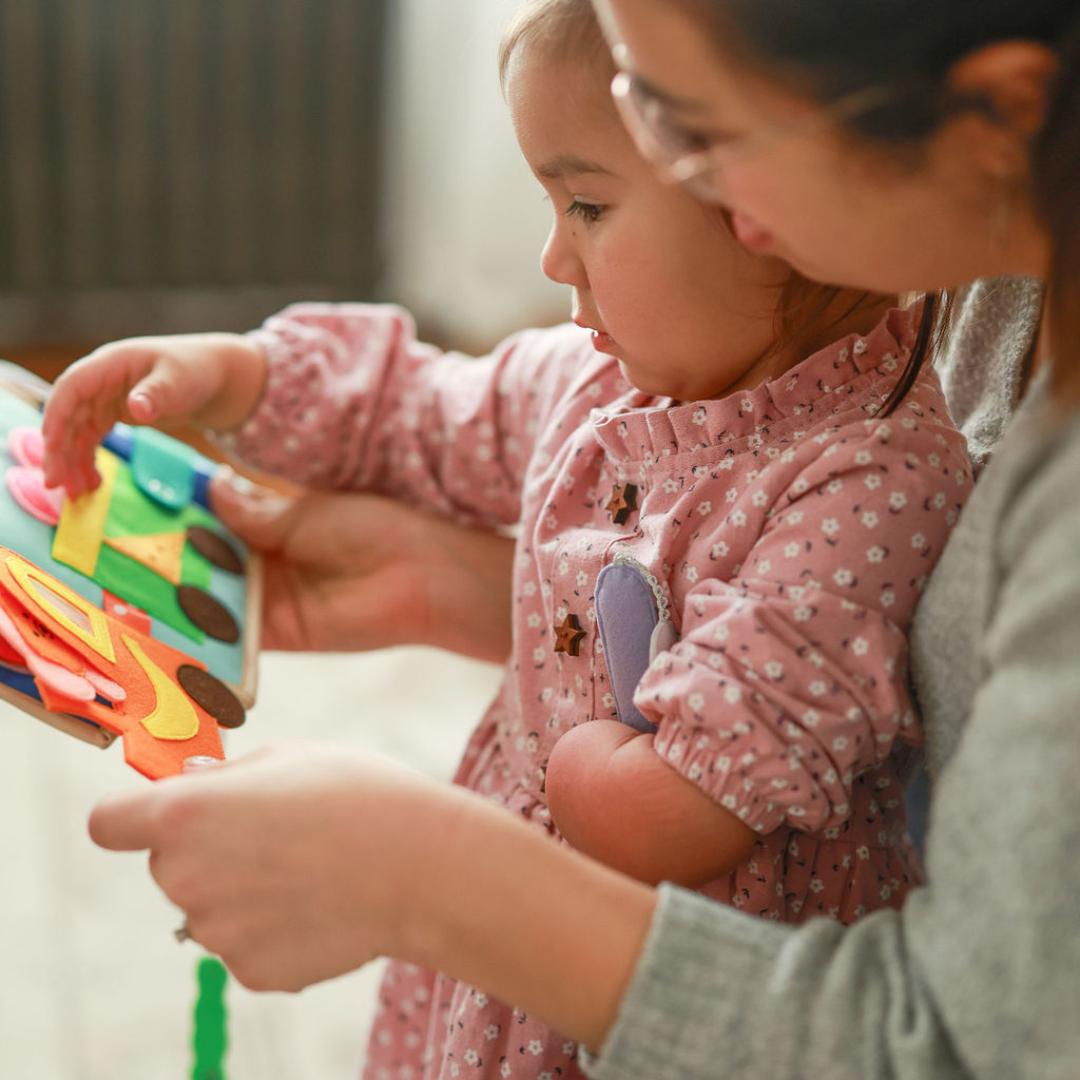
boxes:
[594,0,1047,295]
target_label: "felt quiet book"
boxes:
[0,366,261,779]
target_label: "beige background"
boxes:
[0,646,504,1080]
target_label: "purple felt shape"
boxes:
[595,562,659,734]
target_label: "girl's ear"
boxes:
[947,41,1059,168]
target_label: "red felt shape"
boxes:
[101,591,153,636]
[0,548,225,779]
[0,632,25,667]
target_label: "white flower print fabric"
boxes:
[224,301,973,1080]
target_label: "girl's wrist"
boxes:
[207,333,268,431]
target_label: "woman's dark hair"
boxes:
[674,0,1080,403]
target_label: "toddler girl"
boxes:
[42,2,971,1078]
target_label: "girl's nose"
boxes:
[541,222,587,289]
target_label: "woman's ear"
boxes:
[949,41,1059,140]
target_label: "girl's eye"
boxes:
[565,200,605,224]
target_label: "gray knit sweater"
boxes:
[584,278,1080,1079]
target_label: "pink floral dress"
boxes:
[224,302,972,1080]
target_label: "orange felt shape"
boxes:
[0,548,225,779]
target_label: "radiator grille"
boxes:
[0,0,385,321]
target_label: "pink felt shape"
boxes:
[8,427,46,469]
[0,602,96,701]
[84,667,127,704]
[7,466,64,526]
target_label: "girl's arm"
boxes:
[545,720,756,887]
[219,304,598,530]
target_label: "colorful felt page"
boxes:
[0,378,261,776]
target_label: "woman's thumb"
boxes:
[209,467,299,552]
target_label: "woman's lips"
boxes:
[731,210,776,254]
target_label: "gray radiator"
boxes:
[0,0,386,341]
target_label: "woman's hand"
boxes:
[88,741,657,1049]
[211,471,515,660]
[88,743,461,991]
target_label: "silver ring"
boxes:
[174,921,192,944]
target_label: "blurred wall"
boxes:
[0,0,567,351]
[380,0,568,346]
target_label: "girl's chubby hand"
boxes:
[88,741,462,992]
[41,332,266,499]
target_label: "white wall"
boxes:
[380,0,569,346]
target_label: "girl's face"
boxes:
[508,44,795,403]
[594,0,1047,295]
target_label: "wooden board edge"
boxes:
[0,680,116,748]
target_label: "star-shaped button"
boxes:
[553,613,587,657]
[606,482,639,525]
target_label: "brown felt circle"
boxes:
[186,526,244,575]
[176,585,240,644]
[176,665,246,728]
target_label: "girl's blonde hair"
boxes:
[498,0,611,91]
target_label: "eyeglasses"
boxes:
[610,56,894,204]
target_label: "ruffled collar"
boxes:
[590,304,920,464]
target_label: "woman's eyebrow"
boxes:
[537,155,614,180]
[631,71,711,116]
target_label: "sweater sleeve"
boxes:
[584,419,1080,1080]
[220,303,592,528]
[635,412,972,835]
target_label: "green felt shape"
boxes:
[131,427,198,510]
[104,459,217,540]
[92,461,219,642]
[191,956,229,1080]
[93,545,206,643]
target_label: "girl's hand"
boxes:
[88,742,460,992]
[210,471,515,660]
[41,333,266,498]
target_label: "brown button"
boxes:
[606,482,639,525]
[177,585,240,644]
[176,664,246,728]
[186,526,244,575]
[553,613,586,657]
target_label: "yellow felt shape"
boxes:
[52,448,118,576]
[104,531,186,585]
[0,546,226,779]
[6,554,116,664]
[121,634,200,740]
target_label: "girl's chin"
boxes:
[617,359,679,399]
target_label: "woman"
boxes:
[90,1,1080,1075]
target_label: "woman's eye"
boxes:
[661,119,717,155]
[565,200,605,224]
